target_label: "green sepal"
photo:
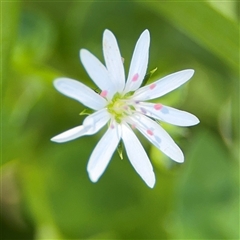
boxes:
[141,67,158,87]
[117,141,124,160]
[124,91,134,98]
[94,88,100,94]
[79,109,93,116]
[155,119,162,125]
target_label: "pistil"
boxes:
[107,94,135,123]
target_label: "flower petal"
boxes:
[121,123,155,188]
[103,29,125,92]
[83,108,110,129]
[136,102,200,126]
[51,109,110,143]
[133,69,195,101]
[53,78,107,110]
[80,49,116,97]
[87,122,121,182]
[51,125,89,143]
[124,30,150,93]
[127,113,184,163]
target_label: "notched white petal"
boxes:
[87,122,121,183]
[128,113,184,163]
[133,69,195,101]
[54,78,107,110]
[51,125,89,143]
[83,108,110,134]
[135,102,200,126]
[124,29,150,93]
[51,109,110,143]
[121,124,155,188]
[80,49,116,96]
[103,29,125,92]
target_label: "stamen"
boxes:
[154,104,162,110]
[147,129,154,136]
[107,93,136,123]
[140,107,147,114]
[100,90,108,97]
[132,73,139,82]
[150,83,156,90]
[161,107,169,114]
[155,136,161,143]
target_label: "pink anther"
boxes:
[132,73,139,82]
[150,83,156,90]
[100,90,108,98]
[147,129,154,136]
[154,104,162,110]
[131,124,136,129]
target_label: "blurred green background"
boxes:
[1,1,239,239]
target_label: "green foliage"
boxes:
[175,131,239,239]
[140,1,239,72]
[2,1,239,239]
[2,2,21,90]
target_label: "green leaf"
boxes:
[137,1,239,73]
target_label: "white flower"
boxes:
[51,29,199,188]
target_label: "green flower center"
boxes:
[107,93,134,123]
